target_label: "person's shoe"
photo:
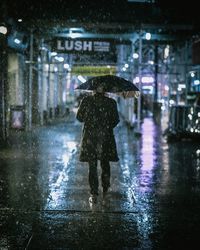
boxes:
[103,187,109,196]
[89,194,98,204]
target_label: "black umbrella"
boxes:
[75,75,140,98]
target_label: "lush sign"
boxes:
[53,39,112,53]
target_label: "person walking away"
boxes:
[76,87,120,202]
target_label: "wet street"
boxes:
[0,110,200,250]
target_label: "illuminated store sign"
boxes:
[54,39,111,53]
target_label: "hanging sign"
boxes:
[52,39,112,53]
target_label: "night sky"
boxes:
[1,0,200,28]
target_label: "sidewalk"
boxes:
[0,111,200,249]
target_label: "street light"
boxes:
[145,32,151,40]
[0,25,8,35]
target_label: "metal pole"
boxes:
[47,52,50,121]
[184,41,188,105]
[39,39,44,126]
[136,31,142,134]
[0,36,7,141]
[62,73,66,116]
[154,43,158,102]
[2,71,6,140]
[28,31,33,130]
[130,41,135,127]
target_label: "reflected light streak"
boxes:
[46,141,77,209]
[63,140,77,152]
[141,119,155,171]
[135,118,155,241]
[62,154,70,167]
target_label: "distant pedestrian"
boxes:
[76,87,120,202]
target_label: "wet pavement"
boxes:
[0,110,200,249]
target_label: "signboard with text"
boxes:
[10,106,25,130]
[56,39,111,53]
[51,38,117,54]
[50,38,130,63]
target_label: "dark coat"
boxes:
[76,93,120,162]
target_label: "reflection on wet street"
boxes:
[0,112,200,249]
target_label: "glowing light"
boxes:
[178,84,186,89]
[141,76,154,83]
[145,32,151,40]
[133,77,140,84]
[45,64,49,71]
[51,52,57,56]
[164,85,169,91]
[125,63,129,68]
[188,114,192,120]
[169,100,175,105]
[133,53,139,59]
[64,63,70,69]
[164,45,170,58]
[77,75,86,83]
[0,26,8,35]
[62,92,66,102]
[69,31,82,39]
[14,38,21,44]
[55,56,64,62]
[148,60,154,65]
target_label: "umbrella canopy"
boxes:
[75,75,140,98]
